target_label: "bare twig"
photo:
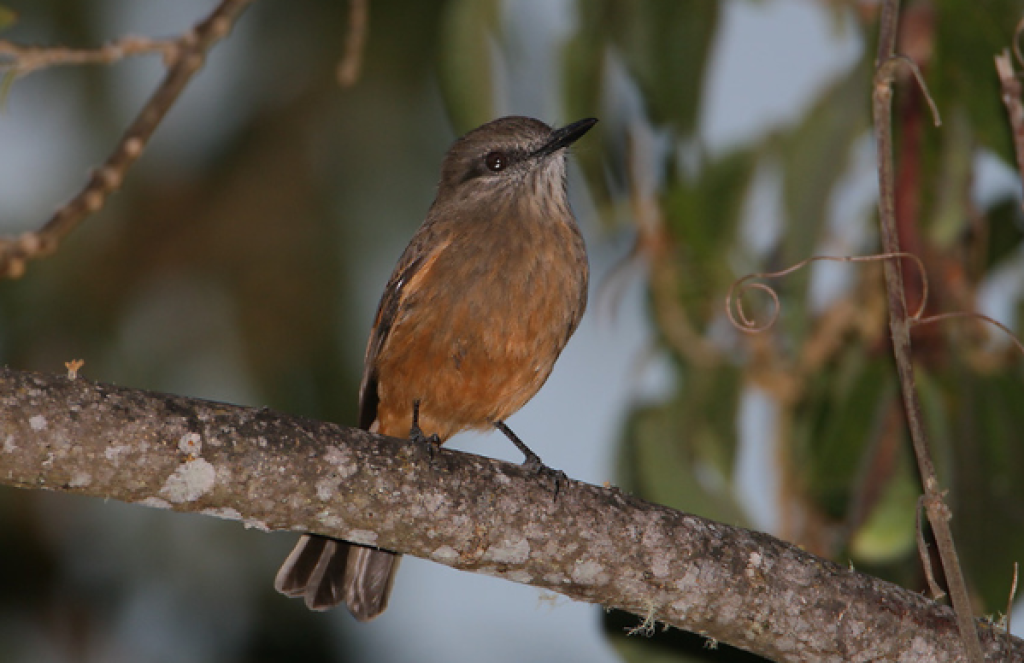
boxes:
[1007,562,1019,650]
[873,1,984,660]
[913,311,1024,356]
[0,35,176,76]
[1,365,1021,662]
[916,494,947,600]
[336,0,369,87]
[0,0,256,279]
[994,49,1024,210]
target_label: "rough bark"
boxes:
[0,366,1018,662]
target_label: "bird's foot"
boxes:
[494,420,566,500]
[409,399,441,462]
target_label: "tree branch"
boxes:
[0,366,1018,662]
[0,0,255,279]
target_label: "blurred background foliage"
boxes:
[1,1,1023,662]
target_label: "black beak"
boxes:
[534,117,598,158]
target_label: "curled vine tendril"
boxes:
[726,252,1024,357]
[726,252,927,334]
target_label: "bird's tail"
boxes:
[274,533,401,621]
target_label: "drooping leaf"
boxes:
[0,6,16,31]
[436,0,501,132]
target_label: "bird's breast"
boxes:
[372,212,588,439]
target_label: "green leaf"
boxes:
[617,1,718,135]
[776,60,872,340]
[436,0,501,133]
[0,69,16,110]
[662,146,760,323]
[617,365,747,527]
[944,369,1024,612]
[0,6,17,32]
[930,0,1024,164]
[849,462,918,564]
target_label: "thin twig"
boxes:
[916,495,946,599]
[336,0,369,88]
[1007,562,1019,651]
[0,0,256,279]
[913,311,1024,356]
[0,35,176,76]
[873,2,984,660]
[994,49,1024,210]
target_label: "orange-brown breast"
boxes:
[370,210,587,442]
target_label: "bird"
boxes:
[274,115,597,621]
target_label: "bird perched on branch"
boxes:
[275,115,597,621]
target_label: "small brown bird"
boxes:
[274,115,597,621]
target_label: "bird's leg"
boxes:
[494,420,544,467]
[494,420,566,498]
[409,400,440,460]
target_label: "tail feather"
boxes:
[274,534,328,597]
[344,545,402,620]
[275,534,400,621]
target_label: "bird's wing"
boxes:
[357,227,452,431]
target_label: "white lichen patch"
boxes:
[420,491,447,514]
[431,545,460,563]
[571,559,609,585]
[159,458,215,503]
[69,471,92,488]
[671,599,692,616]
[674,566,700,591]
[178,432,202,456]
[202,507,242,521]
[3,435,16,453]
[317,513,344,529]
[505,569,533,584]
[482,536,530,564]
[315,476,339,501]
[139,496,172,509]
[641,515,666,549]
[104,444,131,465]
[243,518,271,532]
[323,446,357,478]
[745,551,764,579]
[346,529,378,546]
[29,415,47,430]
[650,555,671,579]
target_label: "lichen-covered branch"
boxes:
[0,366,1018,662]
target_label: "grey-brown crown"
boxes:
[437,116,597,196]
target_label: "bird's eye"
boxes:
[484,151,507,172]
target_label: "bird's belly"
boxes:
[373,253,582,441]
